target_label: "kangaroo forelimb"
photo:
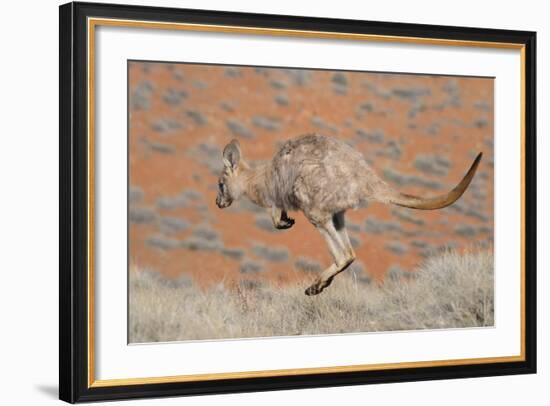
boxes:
[270,207,295,230]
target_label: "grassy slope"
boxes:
[129,248,493,343]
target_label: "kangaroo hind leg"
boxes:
[305,211,356,296]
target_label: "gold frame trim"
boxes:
[87,17,527,388]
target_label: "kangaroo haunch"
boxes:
[216,134,482,296]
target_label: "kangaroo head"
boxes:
[216,139,246,209]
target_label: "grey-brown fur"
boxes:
[216,134,482,295]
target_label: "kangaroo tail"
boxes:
[388,152,483,210]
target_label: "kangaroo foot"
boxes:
[304,284,322,296]
[275,217,295,230]
[304,277,334,296]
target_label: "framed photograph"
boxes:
[59,1,536,403]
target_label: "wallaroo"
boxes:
[216,134,482,296]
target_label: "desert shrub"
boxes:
[186,110,208,126]
[182,189,202,201]
[356,128,384,143]
[129,186,144,203]
[473,117,489,128]
[178,224,223,252]
[193,80,208,89]
[332,72,348,86]
[408,101,427,118]
[414,154,451,176]
[448,199,490,222]
[274,94,289,106]
[254,67,270,76]
[284,69,310,86]
[386,265,415,281]
[146,235,180,250]
[240,260,265,274]
[419,242,458,258]
[192,225,219,241]
[162,89,187,106]
[348,260,370,283]
[385,241,408,255]
[392,86,430,101]
[363,80,391,99]
[140,62,155,74]
[224,67,241,78]
[151,118,183,133]
[226,119,254,139]
[474,100,491,112]
[255,214,278,232]
[343,118,354,128]
[346,221,362,233]
[392,208,425,226]
[455,224,477,237]
[331,72,348,95]
[382,167,443,190]
[411,240,428,249]
[156,189,203,210]
[172,70,184,81]
[221,247,245,261]
[311,116,338,134]
[129,248,494,342]
[252,244,289,262]
[375,140,402,160]
[478,226,493,235]
[270,79,287,90]
[159,216,190,234]
[349,235,361,249]
[252,116,281,131]
[181,237,222,251]
[425,122,441,136]
[130,81,153,110]
[441,80,462,108]
[129,207,156,224]
[294,257,322,273]
[239,279,264,290]
[220,101,236,112]
[364,218,402,235]
[141,138,176,154]
[358,101,374,113]
[186,143,223,174]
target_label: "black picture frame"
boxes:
[59,1,537,403]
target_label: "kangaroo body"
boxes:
[216,134,482,295]
[269,135,390,215]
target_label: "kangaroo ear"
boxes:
[222,139,241,170]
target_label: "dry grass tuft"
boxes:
[129,248,493,343]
